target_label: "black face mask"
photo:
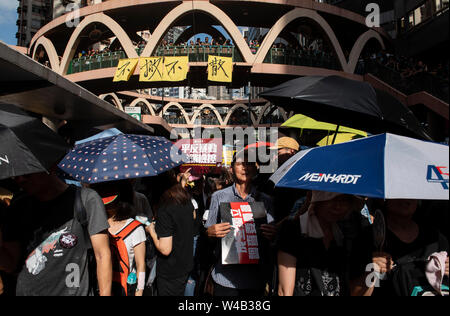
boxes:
[277,153,294,168]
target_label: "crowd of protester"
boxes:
[71,33,335,65]
[0,135,448,297]
[358,50,449,81]
[356,50,449,101]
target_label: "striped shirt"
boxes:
[205,184,274,290]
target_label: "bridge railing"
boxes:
[153,45,244,63]
[364,60,449,103]
[68,51,126,74]
[264,48,340,70]
[163,116,188,125]
[67,46,340,74]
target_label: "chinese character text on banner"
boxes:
[164,56,189,81]
[222,202,260,265]
[140,57,165,82]
[113,59,139,82]
[140,56,188,82]
[208,55,233,83]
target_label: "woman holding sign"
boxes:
[205,149,276,296]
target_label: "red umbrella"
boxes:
[244,141,275,150]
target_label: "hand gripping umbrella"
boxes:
[270,133,449,200]
[260,76,432,141]
[58,134,188,184]
[0,103,70,180]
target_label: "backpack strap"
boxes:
[74,186,91,248]
[73,186,98,295]
[114,220,143,240]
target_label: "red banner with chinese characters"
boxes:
[221,202,260,265]
[175,138,223,176]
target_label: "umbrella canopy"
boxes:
[245,141,275,150]
[282,114,367,137]
[58,134,187,184]
[317,133,365,147]
[270,133,449,200]
[260,76,431,140]
[75,128,123,145]
[0,103,70,180]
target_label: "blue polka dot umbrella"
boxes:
[58,134,187,184]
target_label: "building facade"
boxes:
[17,0,54,47]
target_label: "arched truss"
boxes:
[32,37,60,72]
[58,13,138,75]
[99,93,124,111]
[129,98,157,116]
[347,30,386,73]
[224,104,257,126]
[255,8,348,71]
[140,1,254,62]
[98,93,295,127]
[160,102,192,124]
[27,1,387,78]
[255,8,386,73]
[256,102,289,125]
[190,104,225,126]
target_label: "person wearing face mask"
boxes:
[256,137,305,223]
[277,191,366,296]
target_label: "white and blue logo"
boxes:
[427,165,449,190]
[298,173,362,185]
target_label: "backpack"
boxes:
[390,233,449,296]
[108,220,143,296]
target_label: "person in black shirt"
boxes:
[353,199,449,296]
[277,191,365,296]
[147,171,194,296]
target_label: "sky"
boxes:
[188,26,233,44]
[0,0,18,45]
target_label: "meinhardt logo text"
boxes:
[299,172,362,184]
[0,155,9,165]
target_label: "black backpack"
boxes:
[390,233,449,296]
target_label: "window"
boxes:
[32,5,41,14]
[408,11,415,28]
[435,0,442,11]
[414,6,424,25]
[31,19,41,29]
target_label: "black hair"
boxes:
[90,180,137,222]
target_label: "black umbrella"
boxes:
[260,76,432,140]
[0,103,70,180]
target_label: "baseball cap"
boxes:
[0,187,13,200]
[102,195,119,205]
[270,137,300,151]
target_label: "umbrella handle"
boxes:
[331,125,340,144]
